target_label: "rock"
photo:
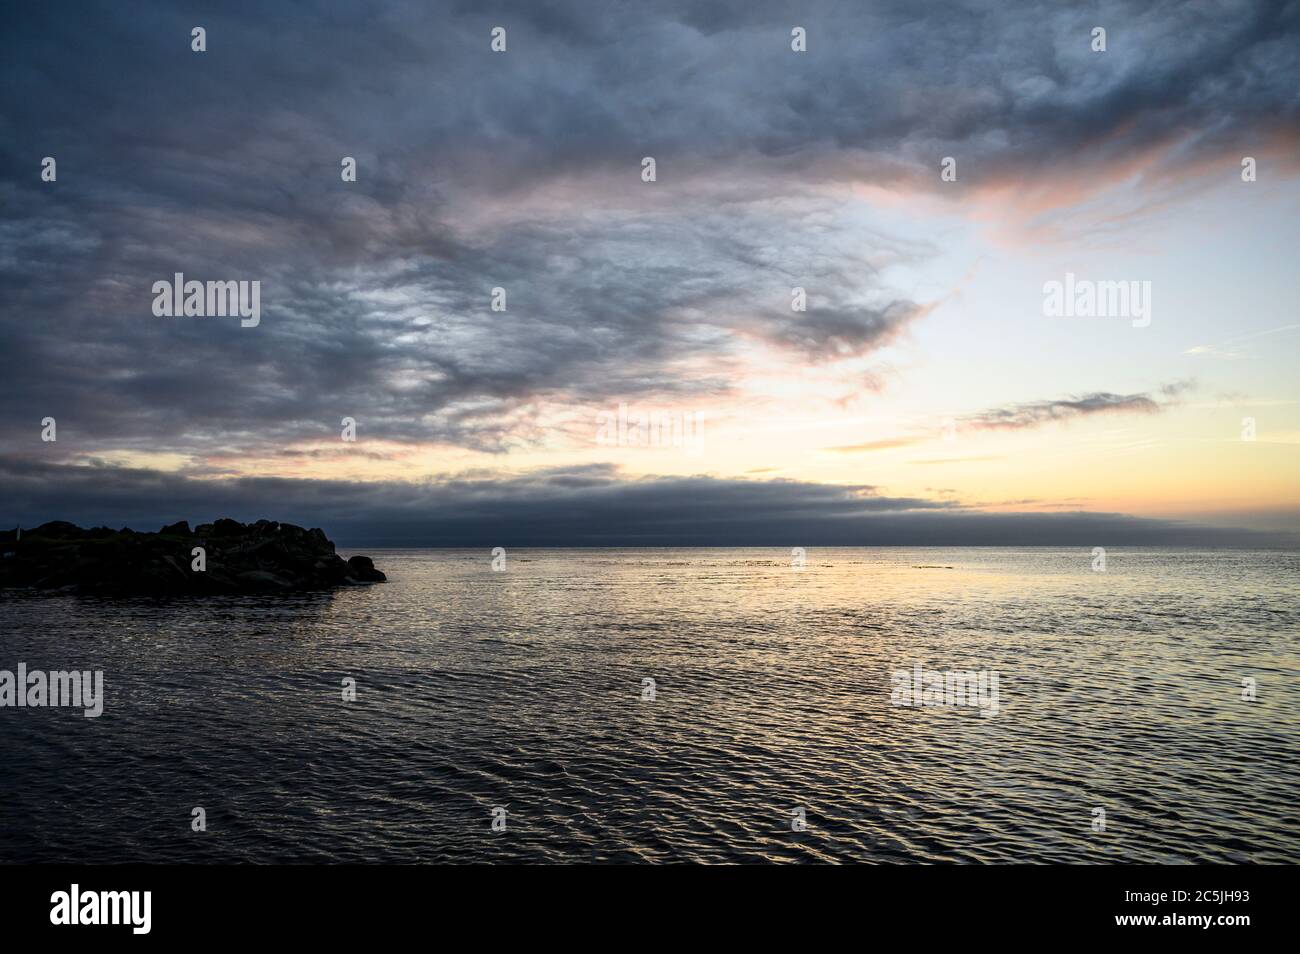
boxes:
[347,555,385,582]
[31,521,84,540]
[0,519,386,595]
[235,570,293,589]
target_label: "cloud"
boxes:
[0,1,1293,463]
[1184,324,1300,360]
[827,437,925,453]
[961,390,1164,430]
[827,382,1189,455]
[0,457,1291,548]
[909,456,1004,466]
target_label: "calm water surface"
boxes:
[2,547,1297,863]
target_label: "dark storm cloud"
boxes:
[1,1,1294,456]
[1,457,1291,548]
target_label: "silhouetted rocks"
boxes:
[0,520,385,595]
[347,555,379,577]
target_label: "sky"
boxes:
[1,0,1297,546]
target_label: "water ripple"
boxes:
[1,547,1297,863]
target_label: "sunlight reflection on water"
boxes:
[1,547,1296,863]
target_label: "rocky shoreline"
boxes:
[0,519,385,595]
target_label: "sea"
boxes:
[1,547,1297,863]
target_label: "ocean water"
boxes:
[1,547,1297,864]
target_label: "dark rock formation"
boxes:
[0,519,385,595]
